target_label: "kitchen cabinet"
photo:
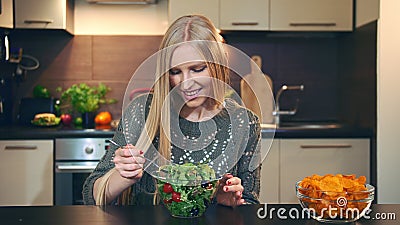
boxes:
[0,140,53,206]
[259,138,370,203]
[259,139,279,203]
[0,0,13,28]
[168,0,219,28]
[169,0,353,31]
[14,0,74,33]
[280,138,370,203]
[270,0,353,31]
[356,0,380,28]
[219,0,269,31]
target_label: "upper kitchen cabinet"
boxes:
[219,0,269,31]
[356,0,380,28]
[270,0,353,31]
[0,0,13,29]
[14,0,74,34]
[168,0,219,28]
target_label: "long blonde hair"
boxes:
[96,15,230,205]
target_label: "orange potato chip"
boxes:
[298,174,369,220]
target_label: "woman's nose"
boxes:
[180,71,194,90]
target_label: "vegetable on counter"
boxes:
[94,111,112,125]
[57,83,117,114]
[60,114,72,126]
[33,85,51,98]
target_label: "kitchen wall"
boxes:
[225,33,340,123]
[4,0,376,129]
[377,0,400,203]
[8,31,334,122]
[7,26,376,126]
[8,31,163,120]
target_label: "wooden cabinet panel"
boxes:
[220,0,269,31]
[356,0,380,28]
[168,0,219,28]
[0,140,53,206]
[169,0,356,31]
[14,0,74,33]
[259,139,279,203]
[0,0,13,28]
[270,0,353,31]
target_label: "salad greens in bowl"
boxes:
[152,163,219,218]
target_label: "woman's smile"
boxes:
[182,88,202,101]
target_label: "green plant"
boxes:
[57,83,117,113]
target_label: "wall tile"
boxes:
[41,36,92,81]
[92,36,163,82]
[8,30,376,128]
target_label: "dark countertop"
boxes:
[263,124,374,138]
[0,122,373,140]
[0,204,397,225]
[0,125,115,140]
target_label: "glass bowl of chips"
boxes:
[296,174,374,223]
[152,163,219,218]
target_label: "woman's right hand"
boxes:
[112,144,145,180]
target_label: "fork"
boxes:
[108,139,168,173]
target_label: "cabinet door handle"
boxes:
[56,165,97,171]
[231,22,259,26]
[289,22,337,27]
[24,19,54,24]
[300,144,352,149]
[4,145,38,150]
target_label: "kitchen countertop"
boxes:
[0,125,115,140]
[0,204,397,225]
[0,123,373,140]
[262,123,373,138]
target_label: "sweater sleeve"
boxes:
[82,94,150,205]
[82,123,124,205]
[236,111,262,204]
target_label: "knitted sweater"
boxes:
[82,94,261,205]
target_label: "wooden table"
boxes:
[0,204,398,225]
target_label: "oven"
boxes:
[55,138,110,205]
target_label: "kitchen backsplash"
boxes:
[6,23,376,128]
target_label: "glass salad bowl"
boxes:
[152,163,219,218]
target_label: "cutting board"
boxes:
[240,55,274,124]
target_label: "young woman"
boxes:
[82,15,261,206]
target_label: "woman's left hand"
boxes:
[216,174,245,207]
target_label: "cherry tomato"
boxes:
[163,183,174,194]
[163,199,172,204]
[172,191,181,202]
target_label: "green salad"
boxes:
[156,163,218,218]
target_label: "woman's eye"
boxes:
[169,69,181,75]
[192,65,207,73]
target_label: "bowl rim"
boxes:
[296,181,375,194]
[295,181,375,201]
[151,170,220,186]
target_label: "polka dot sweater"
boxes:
[83,94,261,205]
